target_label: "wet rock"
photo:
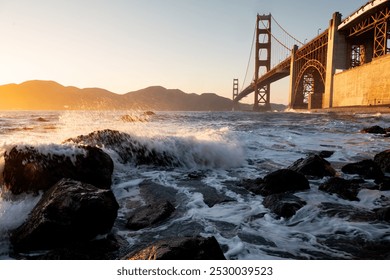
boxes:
[122,236,226,260]
[288,154,336,178]
[36,117,49,122]
[319,235,390,259]
[241,169,310,196]
[10,178,119,252]
[2,145,113,195]
[121,111,155,122]
[126,200,175,230]
[374,150,390,173]
[377,177,390,191]
[65,129,177,166]
[319,202,376,222]
[375,207,390,222]
[318,150,335,159]
[319,177,362,201]
[341,159,384,180]
[361,125,387,134]
[262,193,306,218]
[238,178,265,194]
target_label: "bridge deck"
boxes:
[234,56,291,102]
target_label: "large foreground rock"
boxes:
[241,169,310,196]
[10,179,119,252]
[2,145,113,195]
[289,154,336,178]
[123,236,226,260]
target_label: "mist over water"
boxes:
[0,110,389,259]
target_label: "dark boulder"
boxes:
[10,178,119,252]
[123,236,226,260]
[319,177,362,201]
[318,150,334,159]
[288,154,336,178]
[375,207,390,222]
[377,177,390,191]
[126,200,175,230]
[2,145,113,195]
[242,169,310,196]
[262,193,306,218]
[374,150,390,173]
[361,125,387,134]
[64,129,177,166]
[238,177,265,195]
[341,159,384,180]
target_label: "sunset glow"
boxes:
[0,0,367,104]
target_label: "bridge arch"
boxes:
[293,59,326,109]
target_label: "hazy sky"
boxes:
[0,0,368,104]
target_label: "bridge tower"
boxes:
[232,78,239,111]
[254,14,272,111]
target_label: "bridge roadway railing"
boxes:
[234,56,291,102]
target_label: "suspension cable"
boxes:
[271,14,304,46]
[259,17,292,52]
[241,21,257,92]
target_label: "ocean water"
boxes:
[0,110,389,259]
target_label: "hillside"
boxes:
[0,80,286,111]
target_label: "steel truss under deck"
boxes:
[291,32,329,109]
[344,6,390,58]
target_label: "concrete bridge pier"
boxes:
[288,45,299,109]
[323,12,348,109]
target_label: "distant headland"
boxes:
[0,80,286,111]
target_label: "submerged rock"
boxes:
[289,154,336,178]
[10,178,119,252]
[241,169,310,196]
[341,159,384,180]
[319,235,390,260]
[2,145,113,195]
[64,129,178,166]
[262,193,306,218]
[122,236,226,260]
[126,200,175,230]
[319,177,362,201]
[319,202,377,222]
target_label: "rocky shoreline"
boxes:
[1,125,390,260]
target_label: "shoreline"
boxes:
[309,105,390,114]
